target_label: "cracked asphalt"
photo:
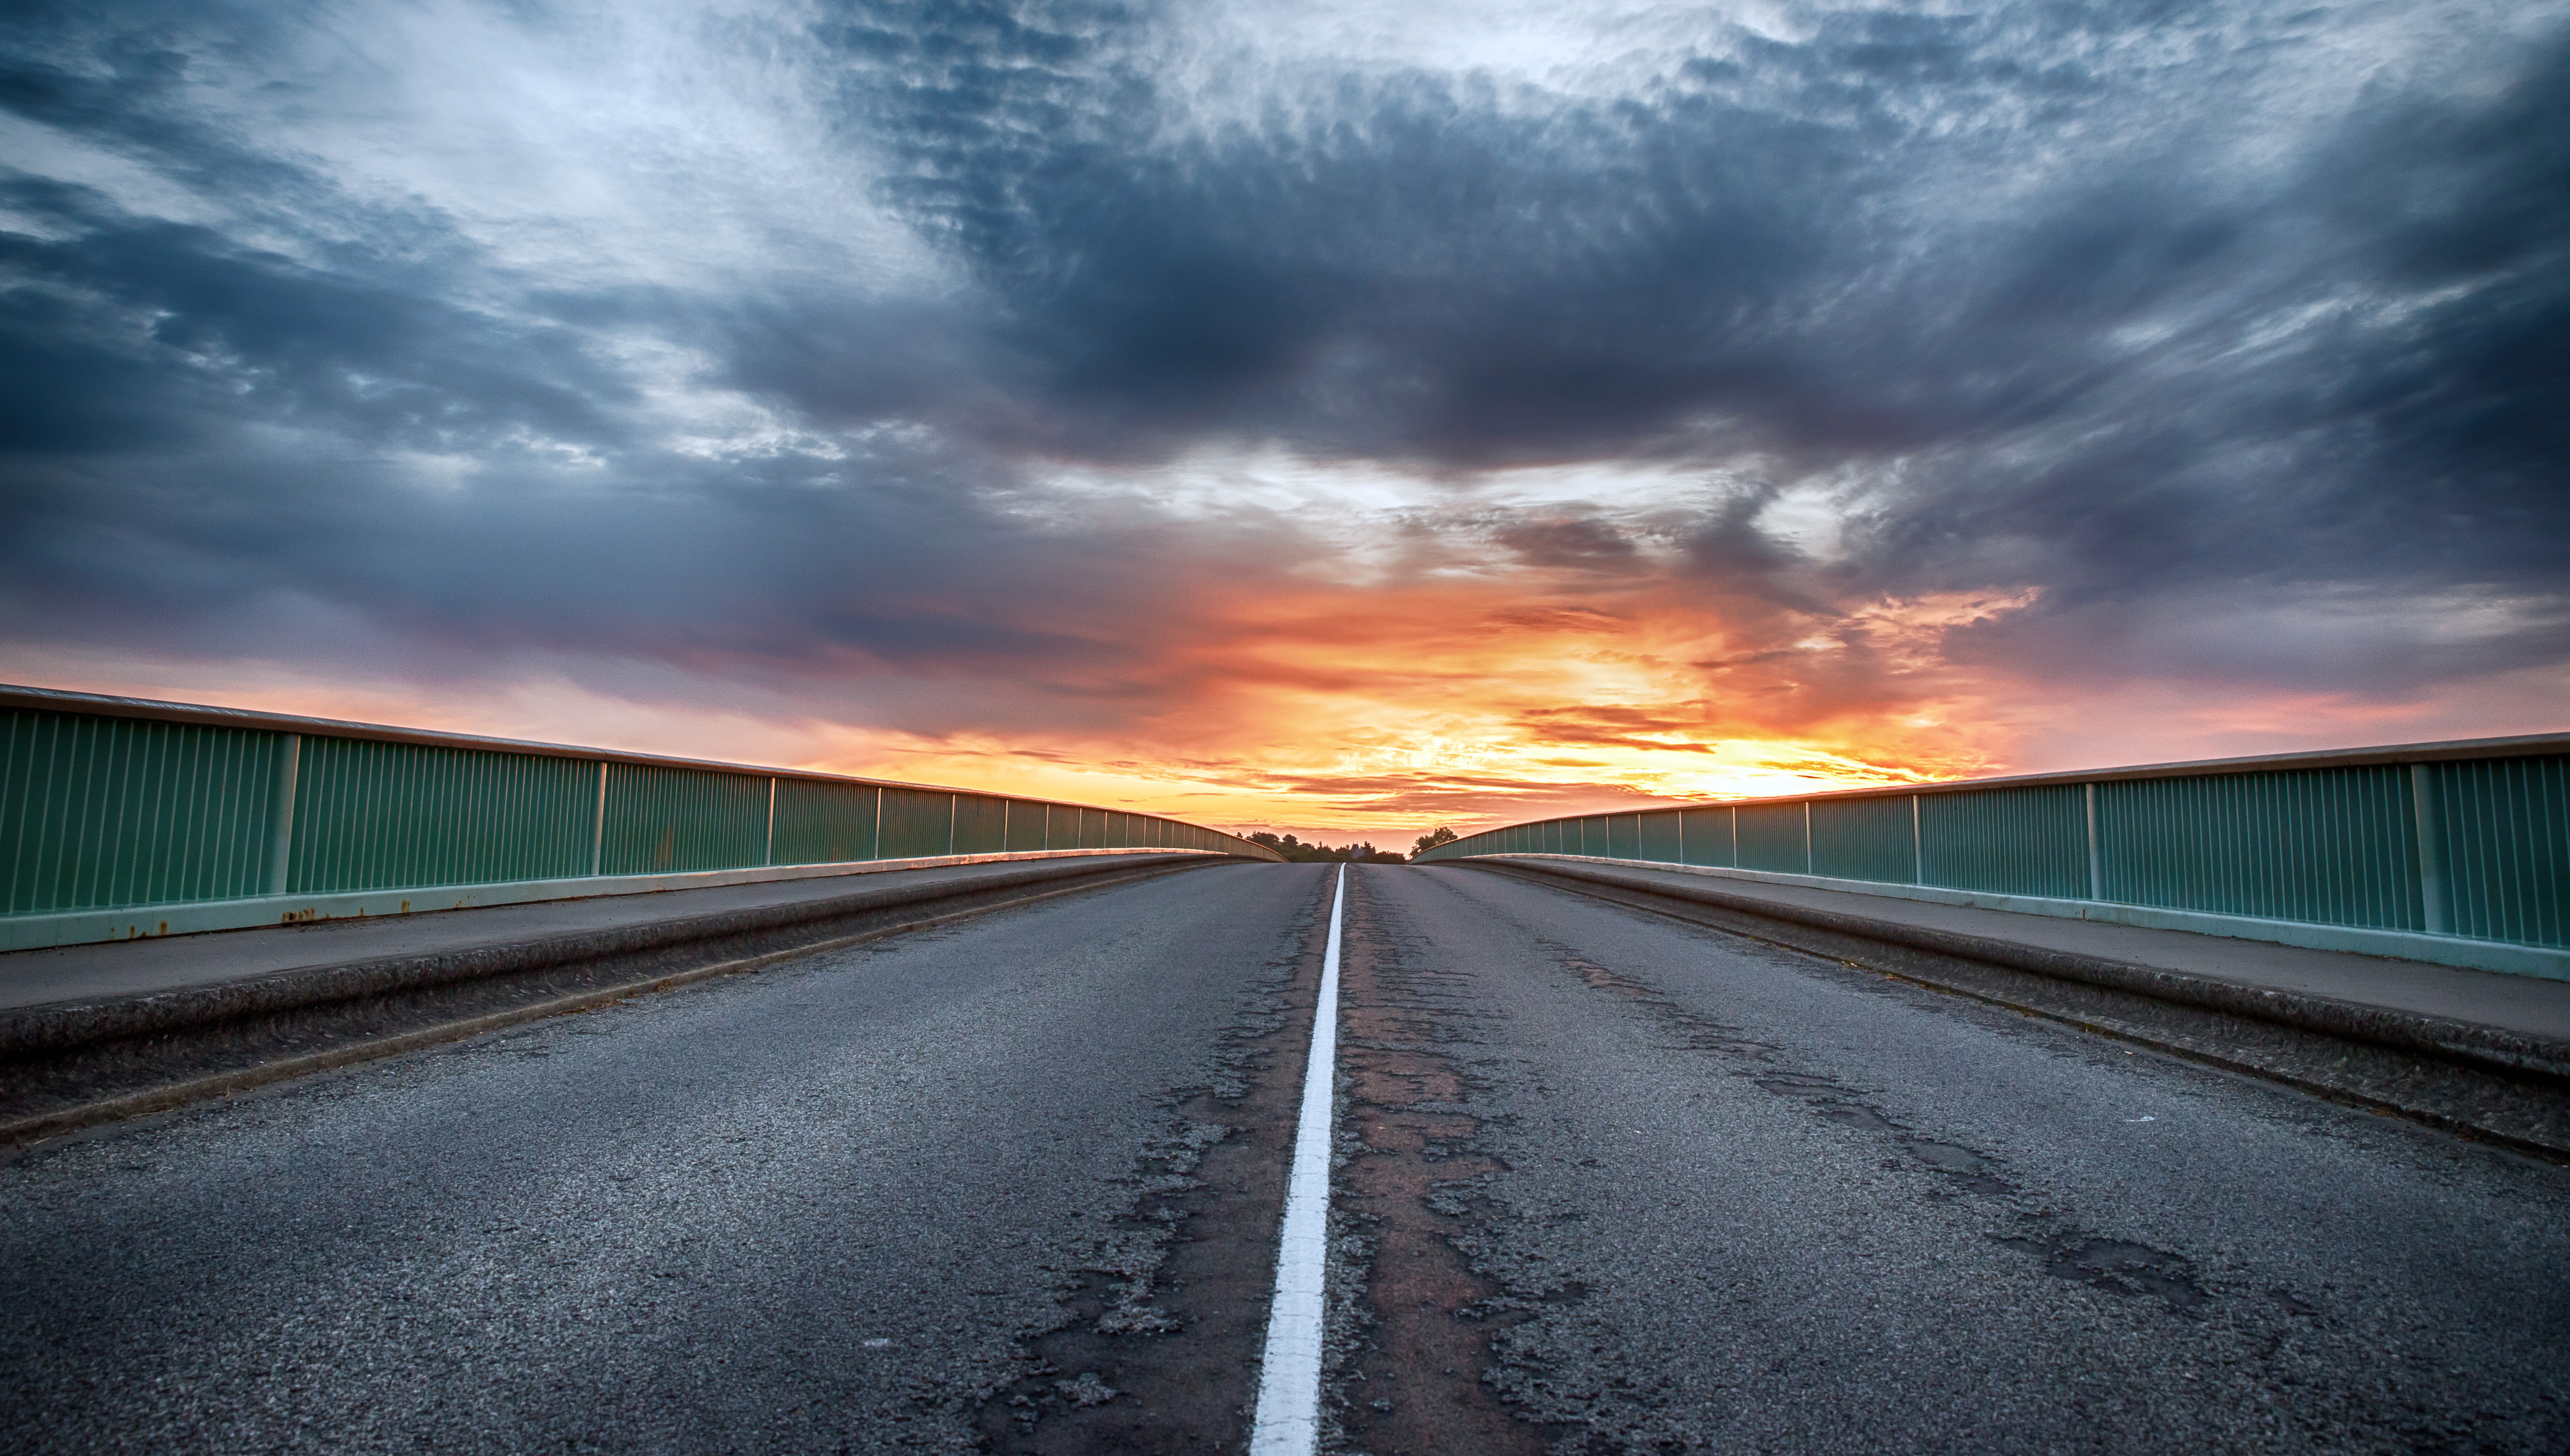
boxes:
[1330,865,2570,1454]
[2,862,1330,1454]
[6,859,2567,1454]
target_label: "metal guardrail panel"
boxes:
[954,794,1008,856]
[1606,814,1642,860]
[2097,766,2421,931]
[1,709,284,914]
[1919,784,2087,899]
[1680,807,1733,867]
[1736,803,1808,874]
[1412,732,2560,970]
[0,694,1277,950]
[1811,796,1916,885]
[1639,811,1682,863]
[878,787,955,861]
[772,779,878,866]
[292,737,593,894]
[602,764,769,876]
[2432,755,2567,948]
[1005,800,1047,853]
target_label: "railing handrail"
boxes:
[0,682,1164,823]
[1504,729,2570,820]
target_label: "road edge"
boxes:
[1441,859,2570,1158]
[0,858,1221,1149]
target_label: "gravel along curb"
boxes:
[1446,859,2570,1158]
[0,854,1223,1147]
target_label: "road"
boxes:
[5,862,2567,1453]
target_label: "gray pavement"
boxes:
[1487,856,2570,1039]
[0,862,1332,1454]
[4,860,2565,1454]
[1331,865,2570,1453]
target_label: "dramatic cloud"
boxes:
[1,0,2561,836]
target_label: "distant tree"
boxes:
[1254,835,1409,863]
[1412,827,1459,857]
[1270,834,1336,862]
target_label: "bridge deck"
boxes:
[5,862,2564,1453]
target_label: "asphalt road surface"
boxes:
[5,862,2567,1453]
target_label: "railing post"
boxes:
[1728,805,1739,865]
[265,734,301,896]
[2084,782,2102,901]
[590,762,607,877]
[1911,794,1923,885]
[2412,763,2451,935]
[1802,801,1813,875]
[764,777,777,867]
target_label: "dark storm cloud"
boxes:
[1,0,2564,726]
[0,179,631,453]
[821,0,1866,462]
[0,10,1293,730]
[1495,517,1639,571]
[0,3,1096,715]
[804,0,2568,690]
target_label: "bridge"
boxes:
[4,684,2566,1453]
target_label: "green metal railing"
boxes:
[1417,735,2570,976]
[0,685,1279,950]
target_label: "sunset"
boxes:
[4,8,2567,1453]
[3,2,2560,841]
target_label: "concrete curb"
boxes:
[1447,858,2570,1156]
[0,853,1220,1063]
[0,857,1214,1150]
[1454,857,2570,1085]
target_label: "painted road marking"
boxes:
[1249,863,1346,1456]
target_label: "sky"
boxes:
[1,0,2563,841]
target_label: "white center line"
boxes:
[1249,863,1346,1456]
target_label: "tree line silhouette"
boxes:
[1246,827,1460,864]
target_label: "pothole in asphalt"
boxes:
[1993,1234,2209,1308]
[1904,1139,2016,1194]
[1818,1103,1903,1133]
